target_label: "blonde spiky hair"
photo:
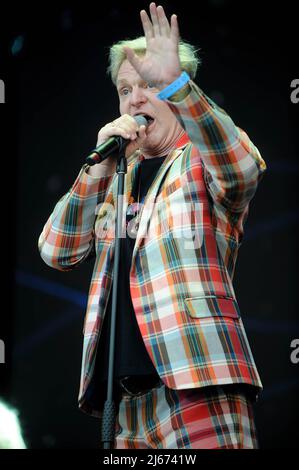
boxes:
[107,36,201,85]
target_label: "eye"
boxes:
[120,87,130,96]
[145,83,156,89]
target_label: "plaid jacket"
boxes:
[39,81,266,417]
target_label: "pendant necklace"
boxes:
[134,167,142,233]
[128,165,143,238]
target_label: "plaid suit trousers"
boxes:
[113,382,258,449]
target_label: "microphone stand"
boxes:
[100,151,127,449]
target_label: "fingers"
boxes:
[170,14,179,42]
[97,115,140,145]
[141,3,173,38]
[140,9,154,41]
[123,46,142,72]
[137,125,147,142]
[109,124,133,139]
[149,3,161,36]
[125,123,148,157]
[113,114,138,130]
[157,5,171,36]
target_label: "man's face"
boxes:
[117,59,182,156]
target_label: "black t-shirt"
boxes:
[97,156,166,383]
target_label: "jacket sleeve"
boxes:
[38,164,114,271]
[166,81,266,212]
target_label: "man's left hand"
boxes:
[123,3,182,90]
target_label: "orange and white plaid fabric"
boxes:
[114,382,258,449]
[39,81,266,417]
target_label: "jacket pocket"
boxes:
[184,295,240,319]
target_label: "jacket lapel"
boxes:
[132,146,185,259]
[110,135,190,259]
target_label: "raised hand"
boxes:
[123,3,182,90]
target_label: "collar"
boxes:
[132,131,190,164]
[175,131,190,150]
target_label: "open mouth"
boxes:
[135,113,155,128]
[147,118,155,130]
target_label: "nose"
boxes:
[130,85,147,107]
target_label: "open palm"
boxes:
[124,3,182,88]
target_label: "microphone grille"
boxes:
[133,115,149,128]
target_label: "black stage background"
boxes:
[0,0,298,449]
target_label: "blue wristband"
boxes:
[157,71,191,101]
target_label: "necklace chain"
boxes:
[134,165,142,232]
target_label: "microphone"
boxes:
[86,115,149,166]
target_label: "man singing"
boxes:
[39,3,266,449]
